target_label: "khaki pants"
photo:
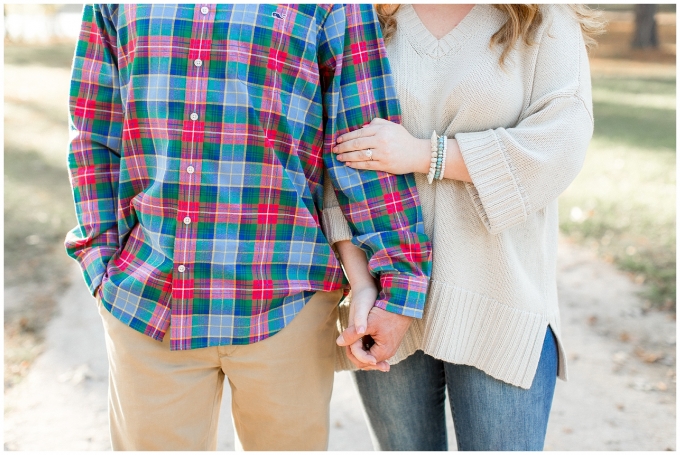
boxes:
[97,290,342,451]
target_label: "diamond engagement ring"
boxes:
[365,148,373,160]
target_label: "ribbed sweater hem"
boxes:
[336,279,568,389]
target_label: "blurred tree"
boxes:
[631,4,659,48]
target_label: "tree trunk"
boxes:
[631,4,659,49]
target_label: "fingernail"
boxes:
[357,325,365,335]
[336,334,344,345]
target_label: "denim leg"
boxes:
[444,326,558,451]
[353,350,449,451]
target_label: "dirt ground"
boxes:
[3,8,676,452]
[3,237,676,451]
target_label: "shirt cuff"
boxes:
[322,206,354,245]
[66,239,117,297]
[456,130,529,235]
[374,274,429,319]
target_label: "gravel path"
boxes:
[3,238,675,451]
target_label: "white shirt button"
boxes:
[187,166,195,174]
[183,216,192,225]
[190,112,198,121]
[194,59,203,67]
[178,265,186,273]
[200,6,209,14]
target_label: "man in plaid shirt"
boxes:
[65,4,431,450]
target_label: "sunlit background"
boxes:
[4,4,676,451]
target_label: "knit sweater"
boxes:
[323,4,594,389]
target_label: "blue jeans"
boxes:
[353,326,558,451]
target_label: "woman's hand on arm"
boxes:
[334,117,471,182]
[333,118,431,175]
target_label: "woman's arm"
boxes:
[322,172,402,371]
[334,239,377,338]
[333,239,390,371]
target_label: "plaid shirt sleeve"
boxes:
[64,5,124,295]
[318,5,432,318]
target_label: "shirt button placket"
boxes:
[182,5,207,240]
[172,4,214,325]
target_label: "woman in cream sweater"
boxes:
[326,4,604,451]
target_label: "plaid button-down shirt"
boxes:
[65,4,432,349]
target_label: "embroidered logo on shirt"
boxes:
[272,11,286,20]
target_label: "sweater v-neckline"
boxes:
[400,4,481,58]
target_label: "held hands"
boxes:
[331,240,409,372]
[333,118,430,175]
[342,284,388,371]
[336,285,414,372]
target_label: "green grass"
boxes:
[4,42,76,68]
[559,73,676,310]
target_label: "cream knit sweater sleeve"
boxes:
[456,6,594,235]
[321,168,353,245]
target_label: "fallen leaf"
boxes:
[634,347,662,363]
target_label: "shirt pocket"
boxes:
[215,5,319,95]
